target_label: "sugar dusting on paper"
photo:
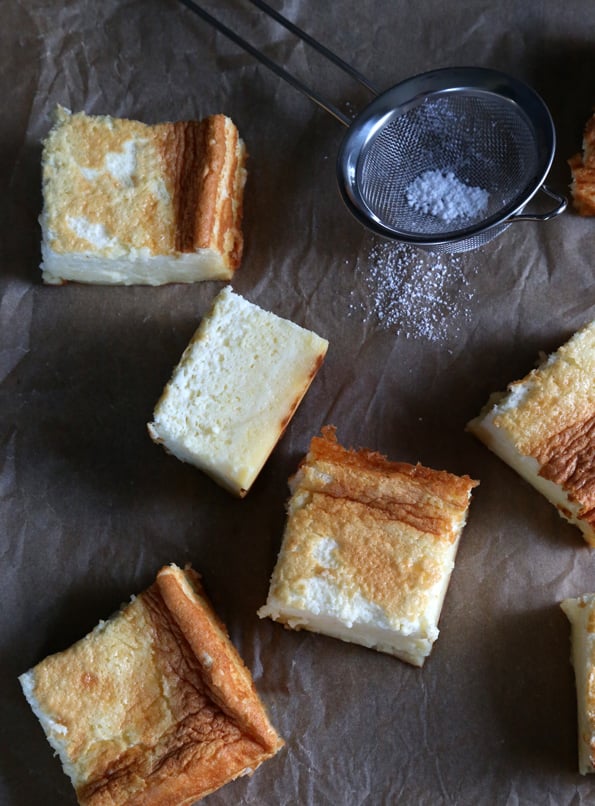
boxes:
[350,240,476,342]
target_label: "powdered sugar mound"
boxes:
[406,170,489,223]
[351,240,476,342]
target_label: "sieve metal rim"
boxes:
[336,66,559,247]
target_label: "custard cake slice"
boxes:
[19,564,284,805]
[148,286,329,497]
[561,593,595,774]
[40,106,247,284]
[467,319,595,545]
[258,427,478,667]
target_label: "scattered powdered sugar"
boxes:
[350,239,476,342]
[406,170,489,223]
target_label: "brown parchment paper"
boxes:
[2,1,595,804]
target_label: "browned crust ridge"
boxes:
[569,111,595,216]
[535,413,595,531]
[161,115,246,269]
[295,425,479,541]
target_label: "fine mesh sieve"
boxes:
[337,67,566,251]
[179,0,566,252]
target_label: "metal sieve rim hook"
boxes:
[336,66,563,247]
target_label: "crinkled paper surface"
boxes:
[1,1,595,804]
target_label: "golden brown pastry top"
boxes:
[27,564,283,806]
[492,321,595,529]
[278,493,453,629]
[569,111,595,215]
[42,107,247,269]
[293,425,479,542]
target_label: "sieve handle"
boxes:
[177,0,378,127]
[247,0,378,96]
[509,185,567,222]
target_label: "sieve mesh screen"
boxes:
[357,92,539,237]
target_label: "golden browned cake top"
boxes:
[279,493,453,628]
[492,321,595,528]
[293,426,479,542]
[27,565,283,806]
[569,111,595,215]
[42,107,246,268]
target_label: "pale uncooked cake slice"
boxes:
[258,427,478,667]
[467,320,595,545]
[569,111,595,216]
[148,286,329,497]
[561,594,595,774]
[19,564,284,805]
[40,106,247,285]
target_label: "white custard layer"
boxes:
[41,245,229,285]
[561,595,595,774]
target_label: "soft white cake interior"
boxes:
[41,245,230,286]
[259,575,452,667]
[148,287,327,496]
[561,595,595,774]
[19,669,78,785]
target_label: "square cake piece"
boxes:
[257,427,478,667]
[40,106,247,285]
[467,319,595,545]
[561,593,595,774]
[19,564,284,805]
[148,286,329,497]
